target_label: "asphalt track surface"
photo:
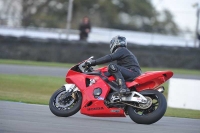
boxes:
[0,64,200,133]
[0,101,200,133]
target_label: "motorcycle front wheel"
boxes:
[49,86,82,117]
[127,90,167,124]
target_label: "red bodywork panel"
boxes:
[66,69,125,117]
[128,71,173,92]
[66,66,173,117]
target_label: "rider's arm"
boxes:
[94,48,123,65]
[94,55,112,65]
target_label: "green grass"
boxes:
[166,108,200,119]
[0,74,64,104]
[0,59,200,75]
[0,74,200,119]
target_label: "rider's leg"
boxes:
[108,64,131,94]
[117,66,141,81]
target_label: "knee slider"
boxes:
[108,64,118,73]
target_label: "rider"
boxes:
[85,35,142,95]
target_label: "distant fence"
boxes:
[0,25,79,40]
[0,25,195,47]
[0,35,200,69]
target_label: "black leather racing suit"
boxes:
[94,47,141,82]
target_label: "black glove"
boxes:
[85,59,96,67]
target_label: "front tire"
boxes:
[128,90,167,124]
[49,86,82,117]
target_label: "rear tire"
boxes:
[49,86,82,117]
[128,90,167,124]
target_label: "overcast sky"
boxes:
[152,0,200,33]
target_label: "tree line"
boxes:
[22,0,180,35]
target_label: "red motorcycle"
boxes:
[49,57,173,124]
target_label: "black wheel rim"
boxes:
[133,94,159,116]
[53,90,79,111]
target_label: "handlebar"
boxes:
[78,56,94,73]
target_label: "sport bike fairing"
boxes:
[66,72,126,117]
[64,64,173,117]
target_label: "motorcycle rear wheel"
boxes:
[49,86,82,117]
[127,90,167,124]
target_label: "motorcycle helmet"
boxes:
[110,35,127,53]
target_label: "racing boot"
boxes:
[117,78,131,95]
[108,64,131,95]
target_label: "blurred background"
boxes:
[0,0,200,47]
[0,0,200,69]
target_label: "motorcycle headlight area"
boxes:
[93,88,102,98]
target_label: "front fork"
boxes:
[64,84,81,92]
[62,84,79,100]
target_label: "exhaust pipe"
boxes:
[155,86,165,93]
